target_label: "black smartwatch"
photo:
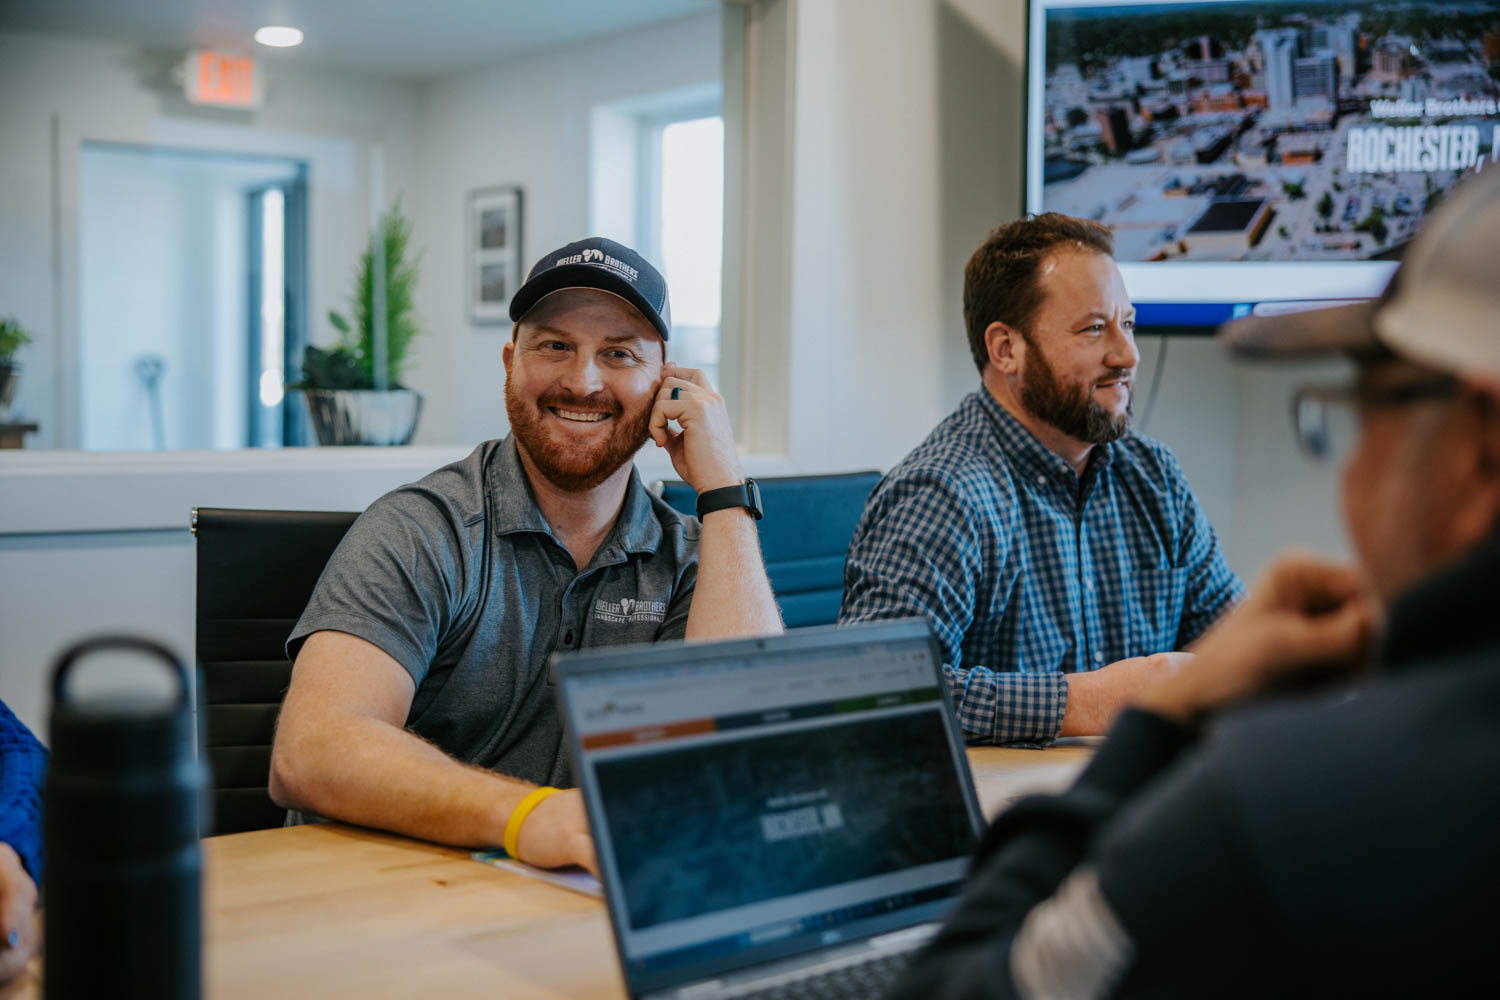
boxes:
[696,479,763,521]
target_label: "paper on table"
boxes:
[472,849,603,898]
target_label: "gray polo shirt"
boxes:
[288,435,699,788]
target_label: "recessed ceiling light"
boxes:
[254,25,304,48]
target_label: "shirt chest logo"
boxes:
[593,595,667,624]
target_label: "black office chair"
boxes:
[192,506,360,835]
[653,471,882,628]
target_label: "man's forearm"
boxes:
[684,508,783,638]
[1060,670,1113,736]
[271,714,537,848]
[1061,654,1183,737]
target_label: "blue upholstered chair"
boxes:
[653,471,882,628]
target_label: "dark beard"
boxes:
[504,373,653,492]
[1018,332,1132,445]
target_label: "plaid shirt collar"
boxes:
[973,388,1117,492]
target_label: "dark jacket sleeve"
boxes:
[0,700,48,886]
[885,710,1197,1000]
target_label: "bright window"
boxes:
[257,187,286,412]
[656,116,724,385]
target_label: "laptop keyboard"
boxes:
[729,949,910,1000]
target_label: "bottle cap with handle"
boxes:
[45,635,205,1000]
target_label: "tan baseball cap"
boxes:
[1219,166,1500,382]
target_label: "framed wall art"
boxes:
[466,186,523,325]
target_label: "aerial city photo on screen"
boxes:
[1039,1,1500,262]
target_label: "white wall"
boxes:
[407,11,724,449]
[1230,360,1351,575]
[780,0,948,472]
[0,29,425,448]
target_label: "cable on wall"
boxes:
[1138,334,1168,433]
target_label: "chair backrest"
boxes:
[654,471,882,628]
[193,506,359,835]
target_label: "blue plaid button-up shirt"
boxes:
[840,390,1244,746]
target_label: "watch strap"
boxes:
[696,479,763,521]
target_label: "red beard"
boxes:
[504,371,654,492]
[1019,331,1133,445]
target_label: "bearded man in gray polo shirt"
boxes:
[270,237,781,874]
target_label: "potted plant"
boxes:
[293,200,425,445]
[0,316,32,420]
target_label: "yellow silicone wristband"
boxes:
[503,786,560,859]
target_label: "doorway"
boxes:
[78,143,308,450]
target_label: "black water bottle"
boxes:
[44,636,205,999]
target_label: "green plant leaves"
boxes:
[0,316,33,361]
[297,199,423,390]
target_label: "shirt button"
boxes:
[563,630,575,646]
[1035,474,1046,486]
[1093,652,1104,665]
[1085,579,1095,591]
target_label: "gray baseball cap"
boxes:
[1219,167,1500,380]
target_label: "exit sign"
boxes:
[183,50,263,109]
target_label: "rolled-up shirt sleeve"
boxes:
[943,664,1068,748]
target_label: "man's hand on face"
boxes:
[513,788,599,877]
[1136,554,1380,724]
[649,362,744,494]
[0,842,39,985]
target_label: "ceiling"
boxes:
[0,0,723,79]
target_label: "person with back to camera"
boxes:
[884,166,1500,998]
[842,214,1243,746]
[270,237,781,875]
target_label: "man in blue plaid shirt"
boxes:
[840,214,1243,745]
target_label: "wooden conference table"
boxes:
[5,741,1095,1000]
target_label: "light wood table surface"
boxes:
[5,742,1093,1000]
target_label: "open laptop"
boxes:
[553,619,985,1000]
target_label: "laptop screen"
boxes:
[556,621,984,997]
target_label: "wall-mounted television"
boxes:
[1026,0,1500,328]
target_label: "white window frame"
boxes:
[632,102,721,268]
[585,0,797,465]
[590,84,728,393]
